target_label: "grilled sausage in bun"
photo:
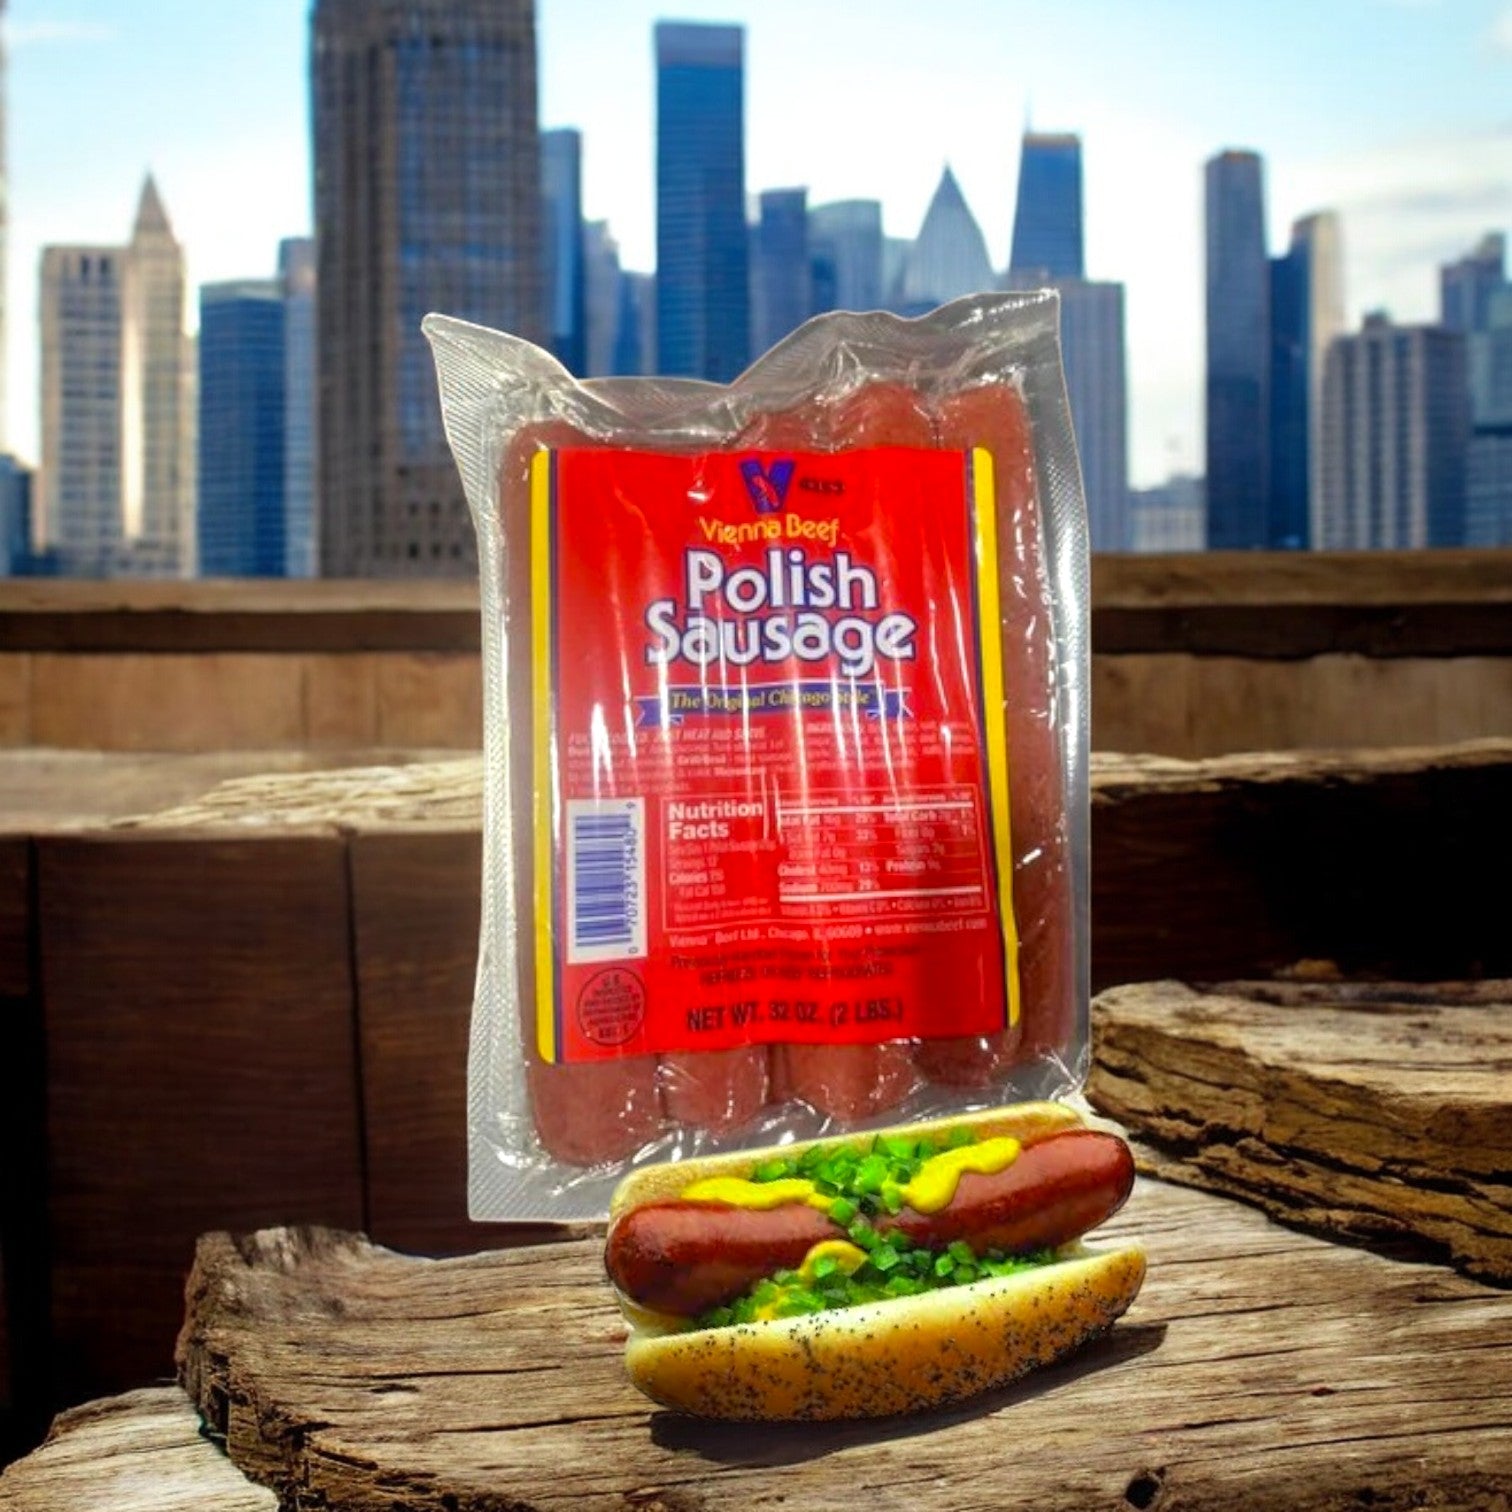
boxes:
[605,1102,1144,1420]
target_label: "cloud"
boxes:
[6,20,116,48]
[1285,124,1512,327]
[1492,7,1512,54]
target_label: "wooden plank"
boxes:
[1090,741,1512,988]
[350,829,525,1255]
[174,1184,1512,1511]
[38,834,365,1404]
[1091,546,1512,608]
[1088,979,1512,1283]
[1092,652,1512,758]
[373,653,481,748]
[0,749,463,834]
[0,840,40,1463]
[29,654,307,751]
[0,579,479,654]
[0,838,29,998]
[3,552,1510,656]
[0,654,30,746]
[0,1387,275,1510]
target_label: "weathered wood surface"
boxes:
[0,1387,275,1510]
[11,740,1511,1415]
[1089,979,1512,1284]
[173,1181,1512,1512]
[5,551,1510,655]
[38,833,366,1406]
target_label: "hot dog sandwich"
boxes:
[605,1102,1144,1420]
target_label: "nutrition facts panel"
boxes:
[775,787,992,918]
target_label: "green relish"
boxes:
[691,1127,1058,1331]
[695,1234,1059,1330]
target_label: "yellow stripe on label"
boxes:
[531,450,558,1063]
[970,446,1021,1029]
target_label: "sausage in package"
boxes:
[424,293,1091,1220]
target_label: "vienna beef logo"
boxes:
[739,456,795,514]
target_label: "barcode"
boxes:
[566,799,646,964]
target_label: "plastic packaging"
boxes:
[425,293,1091,1221]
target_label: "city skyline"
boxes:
[6,0,1512,484]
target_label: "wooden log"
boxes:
[1088,979,1512,1284]
[171,1183,1512,1512]
[37,834,366,1404]
[0,1387,274,1510]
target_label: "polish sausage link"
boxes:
[745,382,932,1121]
[507,422,664,1164]
[604,1129,1133,1317]
[916,383,1073,1077]
[884,1130,1133,1253]
[605,1199,835,1316]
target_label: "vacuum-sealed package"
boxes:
[425,293,1091,1221]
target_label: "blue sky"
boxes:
[8,0,1512,482]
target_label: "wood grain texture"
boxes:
[173,1182,1512,1512]
[0,840,39,1461]
[350,829,495,1255]
[0,1387,275,1510]
[1088,980,1512,1283]
[1091,652,1512,758]
[37,834,365,1401]
[0,838,29,998]
[0,654,29,746]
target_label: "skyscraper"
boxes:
[38,179,193,577]
[198,281,287,576]
[313,0,542,577]
[1205,150,1271,549]
[1009,132,1084,281]
[0,454,29,575]
[808,199,884,315]
[655,21,749,380]
[1441,233,1505,335]
[1268,239,1309,550]
[541,128,587,374]
[1005,133,1127,549]
[583,219,622,378]
[280,237,317,577]
[1267,213,1344,551]
[897,166,994,314]
[1294,212,1345,550]
[751,187,810,355]
[123,178,194,572]
[1320,315,1469,549]
[1058,280,1129,551]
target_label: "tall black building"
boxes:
[1204,150,1270,549]
[312,0,542,576]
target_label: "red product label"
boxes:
[530,446,1018,1063]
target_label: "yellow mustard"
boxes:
[678,1134,1023,1217]
[796,1240,868,1284]
[899,1137,1021,1213]
[678,1175,832,1212]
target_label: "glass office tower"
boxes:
[1009,132,1084,280]
[1205,150,1271,549]
[751,187,809,354]
[198,281,287,577]
[655,21,749,380]
[313,0,541,576]
[541,128,587,375]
